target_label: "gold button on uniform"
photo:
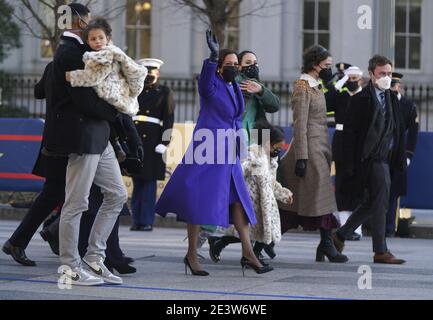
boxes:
[143,134,147,139]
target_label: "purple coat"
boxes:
[154,59,256,227]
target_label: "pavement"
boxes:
[1,220,433,300]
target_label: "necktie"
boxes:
[379,92,386,115]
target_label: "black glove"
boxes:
[136,145,144,163]
[295,159,308,178]
[206,29,219,62]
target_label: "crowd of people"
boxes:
[1,2,419,286]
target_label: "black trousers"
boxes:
[386,195,399,235]
[338,161,391,253]
[9,178,65,249]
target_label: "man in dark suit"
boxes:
[332,55,406,264]
[2,62,68,266]
[386,73,419,237]
[43,3,128,286]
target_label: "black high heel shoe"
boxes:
[240,257,273,277]
[184,256,209,276]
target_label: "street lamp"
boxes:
[134,1,152,60]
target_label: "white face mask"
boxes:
[374,75,392,91]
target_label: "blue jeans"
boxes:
[131,178,157,226]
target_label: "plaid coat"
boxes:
[278,79,337,217]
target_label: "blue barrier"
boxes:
[0,118,431,209]
[0,118,45,192]
[401,132,433,209]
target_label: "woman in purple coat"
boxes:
[155,30,273,276]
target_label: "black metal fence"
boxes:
[0,74,432,131]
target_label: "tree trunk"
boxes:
[211,22,226,49]
[204,0,229,48]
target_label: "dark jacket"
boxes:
[44,35,118,155]
[133,83,175,180]
[391,95,419,196]
[325,85,354,162]
[343,82,406,201]
[32,62,68,181]
[325,85,362,211]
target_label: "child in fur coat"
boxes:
[208,121,293,262]
[65,17,148,116]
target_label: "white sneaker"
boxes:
[83,256,123,285]
[61,266,104,286]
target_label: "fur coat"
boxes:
[69,45,148,116]
[224,145,293,244]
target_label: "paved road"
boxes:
[0,221,433,300]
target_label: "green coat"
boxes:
[235,74,280,144]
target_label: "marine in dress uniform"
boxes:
[386,73,419,236]
[130,59,175,231]
[325,66,364,240]
[323,63,352,126]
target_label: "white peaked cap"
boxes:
[138,58,164,69]
[344,66,363,77]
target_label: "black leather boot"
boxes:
[263,242,276,259]
[316,229,349,263]
[208,236,241,263]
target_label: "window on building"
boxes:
[126,0,152,60]
[395,0,422,70]
[303,0,330,51]
[226,1,240,51]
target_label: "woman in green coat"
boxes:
[236,51,280,145]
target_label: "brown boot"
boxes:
[374,251,406,264]
[331,232,345,254]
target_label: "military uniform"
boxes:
[324,63,352,126]
[133,84,175,180]
[325,65,364,239]
[386,73,419,236]
[130,58,175,230]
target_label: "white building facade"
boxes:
[1,0,431,84]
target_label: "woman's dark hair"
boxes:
[82,17,112,42]
[217,49,238,68]
[302,45,331,73]
[238,50,256,65]
[255,119,286,146]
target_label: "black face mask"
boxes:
[221,66,238,83]
[241,64,259,80]
[346,80,360,92]
[145,75,157,86]
[319,67,334,83]
[270,148,281,158]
